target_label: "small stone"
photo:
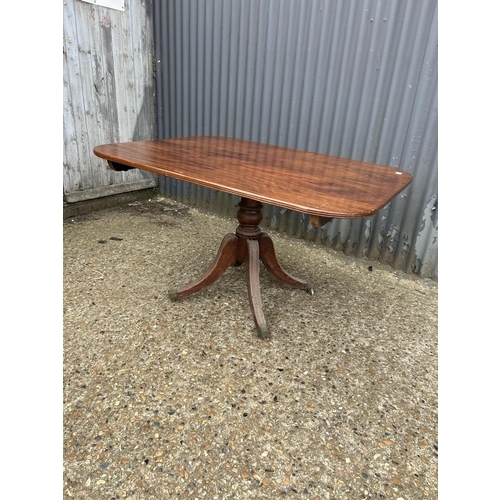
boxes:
[262,477,271,486]
[241,472,250,479]
[384,439,394,446]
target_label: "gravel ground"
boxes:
[63,196,438,500]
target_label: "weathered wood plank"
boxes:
[63,0,156,201]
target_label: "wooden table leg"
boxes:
[245,239,269,339]
[169,197,311,337]
[168,233,238,300]
[259,233,313,293]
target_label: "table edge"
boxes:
[94,140,413,219]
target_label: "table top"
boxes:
[94,136,412,219]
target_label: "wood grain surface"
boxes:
[94,136,412,219]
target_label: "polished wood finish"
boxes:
[246,239,268,338]
[259,234,310,292]
[167,197,312,338]
[94,136,412,337]
[95,136,412,219]
[167,234,238,301]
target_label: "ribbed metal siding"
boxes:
[152,0,438,278]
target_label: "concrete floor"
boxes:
[63,196,438,500]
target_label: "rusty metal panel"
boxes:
[63,0,157,202]
[153,0,438,278]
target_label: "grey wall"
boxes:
[152,0,438,278]
[63,0,157,202]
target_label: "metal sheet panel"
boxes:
[153,0,438,278]
[63,0,157,201]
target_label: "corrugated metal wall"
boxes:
[152,0,438,278]
[63,0,157,202]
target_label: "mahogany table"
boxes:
[94,136,412,338]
